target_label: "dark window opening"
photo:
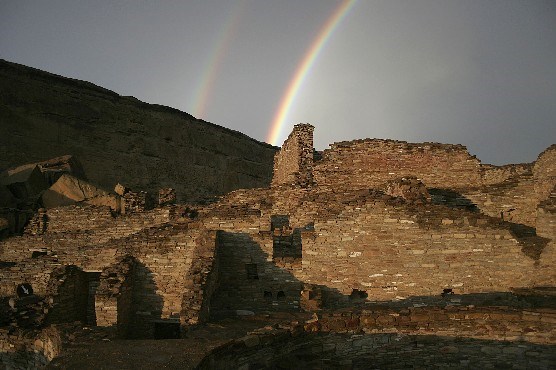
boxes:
[31,251,47,258]
[271,215,290,231]
[264,291,272,299]
[277,291,286,300]
[245,263,258,280]
[273,229,302,259]
[154,321,181,339]
[441,288,454,297]
[349,289,368,300]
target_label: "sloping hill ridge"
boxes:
[0,59,277,202]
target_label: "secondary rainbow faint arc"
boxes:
[190,0,247,119]
[267,0,358,145]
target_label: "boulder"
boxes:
[0,165,48,200]
[35,155,87,185]
[41,174,121,211]
[0,185,17,208]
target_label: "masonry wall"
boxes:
[271,124,314,187]
[294,201,546,303]
[312,138,556,229]
[481,163,532,185]
[198,185,552,310]
[209,231,302,318]
[0,205,172,262]
[0,326,62,369]
[179,229,219,326]
[314,139,483,190]
[537,191,555,240]
[0,259,56,297]
[463,173,537,226]
[0,203,214,337]
[534,145,556,204]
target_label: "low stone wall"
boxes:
[198,307,556,369]
[0,326,62,369]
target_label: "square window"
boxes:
[245,263,258,280]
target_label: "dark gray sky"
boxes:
[1,0,555,165]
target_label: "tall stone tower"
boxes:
[271,124,314,188]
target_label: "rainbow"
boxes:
[266,0,358,145]
[189,0,247,119]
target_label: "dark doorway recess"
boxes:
[85,272,101,326]
[154,321,181,339]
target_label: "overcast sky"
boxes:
[1,0,555,165]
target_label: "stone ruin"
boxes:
[0,125,555,368]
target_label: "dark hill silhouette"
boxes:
[0,59,277,203]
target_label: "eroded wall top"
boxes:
[314,138,483,190]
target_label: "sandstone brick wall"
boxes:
[534,145,556,204]
[314,139,483,190]
[2,179,553,338]
[43,205,115,233]
[462,146,555,228]
[0,259,56,297]
[180,230,219,326]
[125,226,196,337]
[209,231,302,318]
[197,185,553,315]
[271,124,314,187]
[0,202,211,338]
[537,188,555,240]
[481,163,532,185]
[463,173,537,226]
[296,202,543,302]
[0,205,172,263]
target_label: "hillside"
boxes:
[0,59,277,202]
